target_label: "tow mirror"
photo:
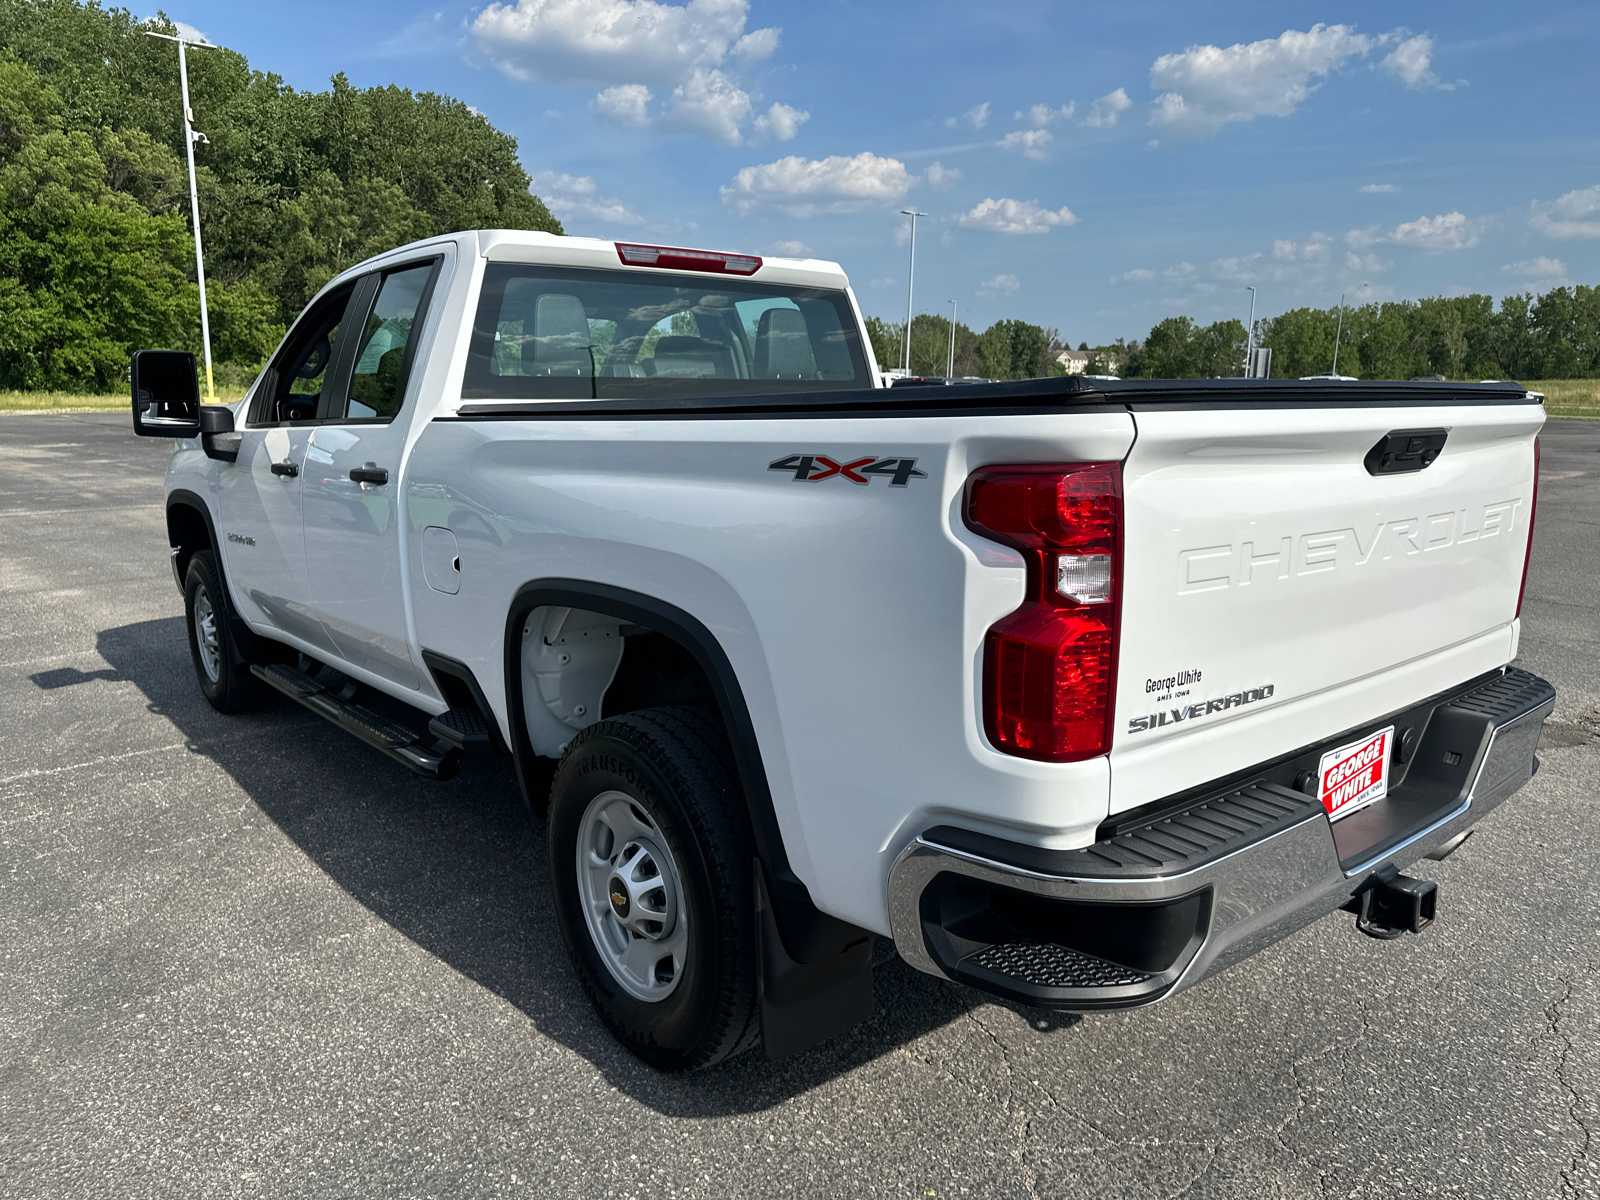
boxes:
[131,350,201,437]
[131,349,240,462]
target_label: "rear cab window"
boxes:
[463,264,870,399]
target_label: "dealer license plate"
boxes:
[1317,725,1394,822]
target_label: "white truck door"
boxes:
[216,283,360,657]
[302,259,442,692]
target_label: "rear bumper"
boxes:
[887,667,1555,1010]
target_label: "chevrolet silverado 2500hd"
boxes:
[131,230,1555,1070]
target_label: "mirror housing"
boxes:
[130,350,201,437]
[199,404,240,463]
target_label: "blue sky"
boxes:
[170,1,1600,345]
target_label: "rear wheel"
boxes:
[184,549,262,714]
[548,706,758,1071]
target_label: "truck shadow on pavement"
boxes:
[96,617,1083,1114]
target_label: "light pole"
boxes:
[1331,292,1346,376]
[146,29,218,401]
[1330,281,1369,377]
[899,209,926,373]
[1244,286,1257,376]
[946,299,957,378]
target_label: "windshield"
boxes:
[463,264,870,399]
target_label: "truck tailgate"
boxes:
[1110,398,1542,814]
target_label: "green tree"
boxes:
[0,0,565,389]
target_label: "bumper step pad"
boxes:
[967,942,1155,990]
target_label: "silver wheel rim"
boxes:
[577,789,688,1002]
[193,586,221,683]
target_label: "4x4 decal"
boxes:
[768,454,928,487]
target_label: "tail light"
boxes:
[1516,436,1539,618]
[964,463,1123,762]
[615,243,761,275]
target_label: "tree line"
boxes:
[0,0,560,392]
[863,313,1070,380]
[869,287,1600,384]
[1115,289,1600,381]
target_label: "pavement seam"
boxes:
[962,1009,1041,1200]
[1544,962,1597,1197]
[0,741,191,788]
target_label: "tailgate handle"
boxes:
[1364,428,1447,475]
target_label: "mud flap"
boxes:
[754,860,874,1061]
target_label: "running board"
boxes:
[250,663,460,780]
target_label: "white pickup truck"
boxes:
[131,230,1555,1071]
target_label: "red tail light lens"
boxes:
[1516,436,1540,618]
[964,463,1123,762]
[615,243,762,275]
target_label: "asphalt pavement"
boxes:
[1,412,1596,1200]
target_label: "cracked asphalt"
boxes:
[2,412,1597,1200]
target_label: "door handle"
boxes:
[349,463,389,485]
[270,461,299,478]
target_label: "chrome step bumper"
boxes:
[887,668,1556,1010]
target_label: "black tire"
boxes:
[184,549,263,714]
[548,705,759,1071]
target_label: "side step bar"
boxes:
[251,663,461,780]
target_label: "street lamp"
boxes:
[1244,286,1257,375]
[946,299,957,378]
[147,28,218,401]
[1330,281,1369,377]
[899,209,926,373]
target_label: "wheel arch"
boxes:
[166,489,258,659]
[166,489,216,594]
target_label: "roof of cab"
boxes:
[473,229,851,291]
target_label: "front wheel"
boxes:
[547,706,758,1071]
[184,549,262,714]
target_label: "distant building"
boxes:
[1055,348,1120,375]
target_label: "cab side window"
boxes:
[343,263,435,421]
[256,285,354,424]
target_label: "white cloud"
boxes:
[1346,212,1477,252]
[998,129,1052,161]
[658,67,750,143]
[730,25,779,62]
[1360,182,1396,194]
[1382,34,1451,90]
[1531,185,1600,239]
[594,83,652,125]
[1387,211,1477,250]
[1163,262,1197,281]
[958,197,1077,235]
[1082,88,1132,128]
[978,273,1021,297]
[471,0,796,144]
[1016,103,1074,128]
[752,101,808,141]
[1345,252,1388,273]
[925,161,962,190]
[946,102,991,129]
[529,170,647,225]
[471,0,775,85]
[768,239,812,256]
[1504,256,1567,279]
[720,152,914,217]
[1110,267,1155,284]
[1148,23,1376,140]
[1272,232,1332,263]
